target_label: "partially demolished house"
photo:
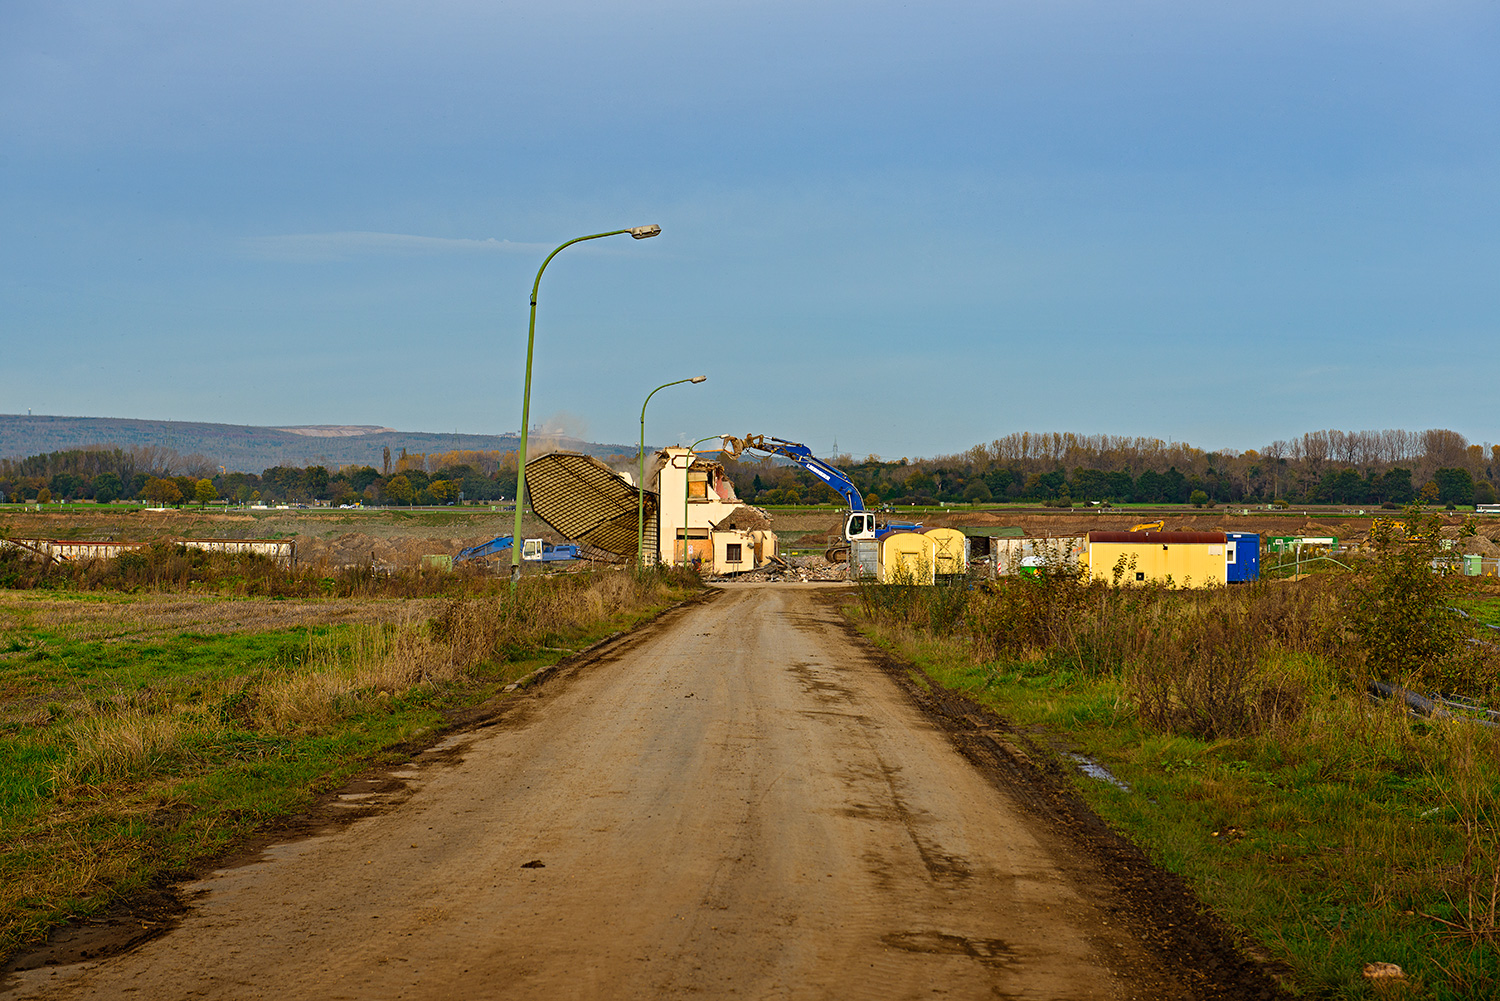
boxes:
[649,446,778,573]
[521,448,778,573]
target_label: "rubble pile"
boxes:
[712,554,849,583]
[712,504,774,533]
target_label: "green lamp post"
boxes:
[511,224,661,589]
[637,377,707,569]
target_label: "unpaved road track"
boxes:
[5,584,1280,1000]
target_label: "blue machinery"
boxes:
[455,537,581,564]
[721,434,920,562]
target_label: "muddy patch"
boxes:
[882,930,1017,968]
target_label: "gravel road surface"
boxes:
[4,583,1278,1000]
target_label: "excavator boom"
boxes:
[721,434,865,512]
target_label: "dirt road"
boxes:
[5,584,1276,1000]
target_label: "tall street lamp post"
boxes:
[511,224,661,589]
[680,434,728,567]
[637,377,707,569]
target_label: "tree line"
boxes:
[718,428,1500,508]
[0,447,537,507]
[3,428,1497,509]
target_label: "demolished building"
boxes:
[522,448,778,573]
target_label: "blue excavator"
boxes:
[720,434,920,565]
[455,537,581,564]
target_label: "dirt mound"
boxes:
[298,532,465,569]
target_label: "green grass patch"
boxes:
[1456,595,1500,628]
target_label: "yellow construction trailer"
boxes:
[878,532,935,584]
[924,527,968,582]
[1085,530,1228,587]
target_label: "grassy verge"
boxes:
[848,573,1499,1000]
[0,565,699,959]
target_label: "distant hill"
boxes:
[0,415,636,474]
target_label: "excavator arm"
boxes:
[721,434,865,512]
[722,434,873,562]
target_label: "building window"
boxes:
[726,543,743,563]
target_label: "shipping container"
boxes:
[1085,531,1228,587]
[989,536,1086,576]
[1225,532,1260,583]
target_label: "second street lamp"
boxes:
[637,376,707,569]
[510,224,660,589]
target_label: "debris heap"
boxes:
[709,554,848,583]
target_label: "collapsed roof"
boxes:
[524,451,657,559]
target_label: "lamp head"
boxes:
[690,375,707,383]
[629,224,662,240]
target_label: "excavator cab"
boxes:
[846,512,878,541]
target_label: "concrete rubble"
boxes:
[709,553,848,583]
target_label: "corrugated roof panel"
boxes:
[524,451,657,558]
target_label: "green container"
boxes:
[1463,554,1483,576]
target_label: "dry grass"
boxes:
[52,710,186,788]
[1423,723,1500,961]
[34,570,687,796]
[0,590,440,643]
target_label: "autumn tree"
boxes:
[384,475,414,506]
[143,478,183,505]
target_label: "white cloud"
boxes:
[241,231,548,261]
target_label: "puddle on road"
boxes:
[1061,753,1131,792]
[881,930,1016,968]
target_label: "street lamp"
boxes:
[637,376,707,568]
[510,224,661,588]
[680,434,728,567]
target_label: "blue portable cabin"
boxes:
[1225,532,1260,582]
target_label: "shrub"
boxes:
[865,568,1349,740]
[1348,504,1495,695]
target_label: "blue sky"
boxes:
[3,1,1497,460]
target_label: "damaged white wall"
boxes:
[648,447,778,571]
